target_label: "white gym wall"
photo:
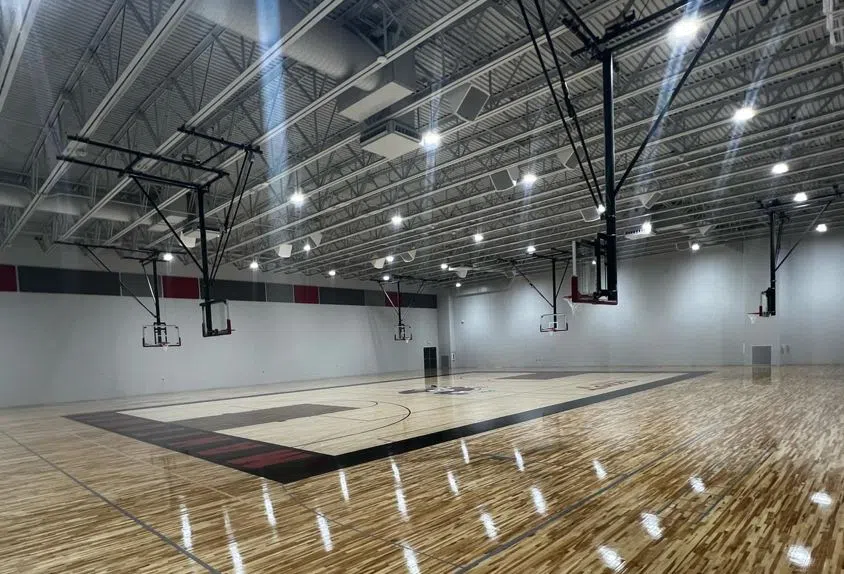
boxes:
[444,233,844,369]
[0,244,438,407]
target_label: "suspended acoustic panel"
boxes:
[371,257,386,269]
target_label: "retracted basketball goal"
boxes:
[378,275,427,343]
[506,253,569,335]
[57,129,260,345]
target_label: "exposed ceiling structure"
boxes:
[0,0,841,286]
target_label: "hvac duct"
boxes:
[0,184,190,230]
[190,1,416,120]
[0,185,141,223]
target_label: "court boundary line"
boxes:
[1,430,222,574]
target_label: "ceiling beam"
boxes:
[0,0,41,112]
[62,0,488,246]
[159,0,814,256]
[0,0,195,249]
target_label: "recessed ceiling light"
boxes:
[816,223,828,233]
[596,204,606,214]
[521,173,538,185]
[162,252,174,262]
[455,282,462,288]
[641,221,653,235]
[249,260,259,270]
[440,262,448,270]
[691,243,701,252]
[391,214,403,226]
[771,162,789,175]
[793,192,808,203]
[473,233,484,243]
[526,245,536,254]
[290,190,305,205]
[303,243,311,252]
[419,130,441,149]
[386,255,395,263]
[382,274,390,281]
[668,17,701,42]
[732,106,755,122]
[328,269,336,277]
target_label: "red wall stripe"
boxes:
[162,275,199,299]
[294,284,319,304]
[0,265,17,292]
[384,291,402,307]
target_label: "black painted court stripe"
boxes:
[1,431,222,574]
[457,427,717,572]
[330,372,709,475]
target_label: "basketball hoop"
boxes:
[143,322,182,348]
[563,296,581,316]
[540,313,569,334]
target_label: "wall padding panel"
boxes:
[0,265,16,292]
[17,266,120,296]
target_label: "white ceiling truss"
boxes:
[0,0,840,286]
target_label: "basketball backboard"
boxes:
[540,313,569,334]
[394,324,413,342]
[143,323,181,348]
[201,299,233,337]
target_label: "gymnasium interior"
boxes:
[1,0,843,571]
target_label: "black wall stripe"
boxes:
[17,266,121,296]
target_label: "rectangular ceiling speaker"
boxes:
[179,232,197,248]
[636,191,661,209]
[445,84,490,122]
[276,243,293,258]
[580,207,600,222]
[489,167,519,191]
[558,147,575,169]
[400,249,417,262]
[371,257,386,269]
[309,231,323,247]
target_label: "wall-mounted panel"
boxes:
[266,283,294,303]
[404,293,438,309]
[319,287,365,306]
[364,289,385,307]
[17,266,120,296]
[202,279,266,302]
[294,285,319,304]
[162,276,199,299]
[0,265,17,292]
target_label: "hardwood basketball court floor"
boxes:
[1,367,842,572]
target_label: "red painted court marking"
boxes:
[228,449,312,469]
[197,441,267,456]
